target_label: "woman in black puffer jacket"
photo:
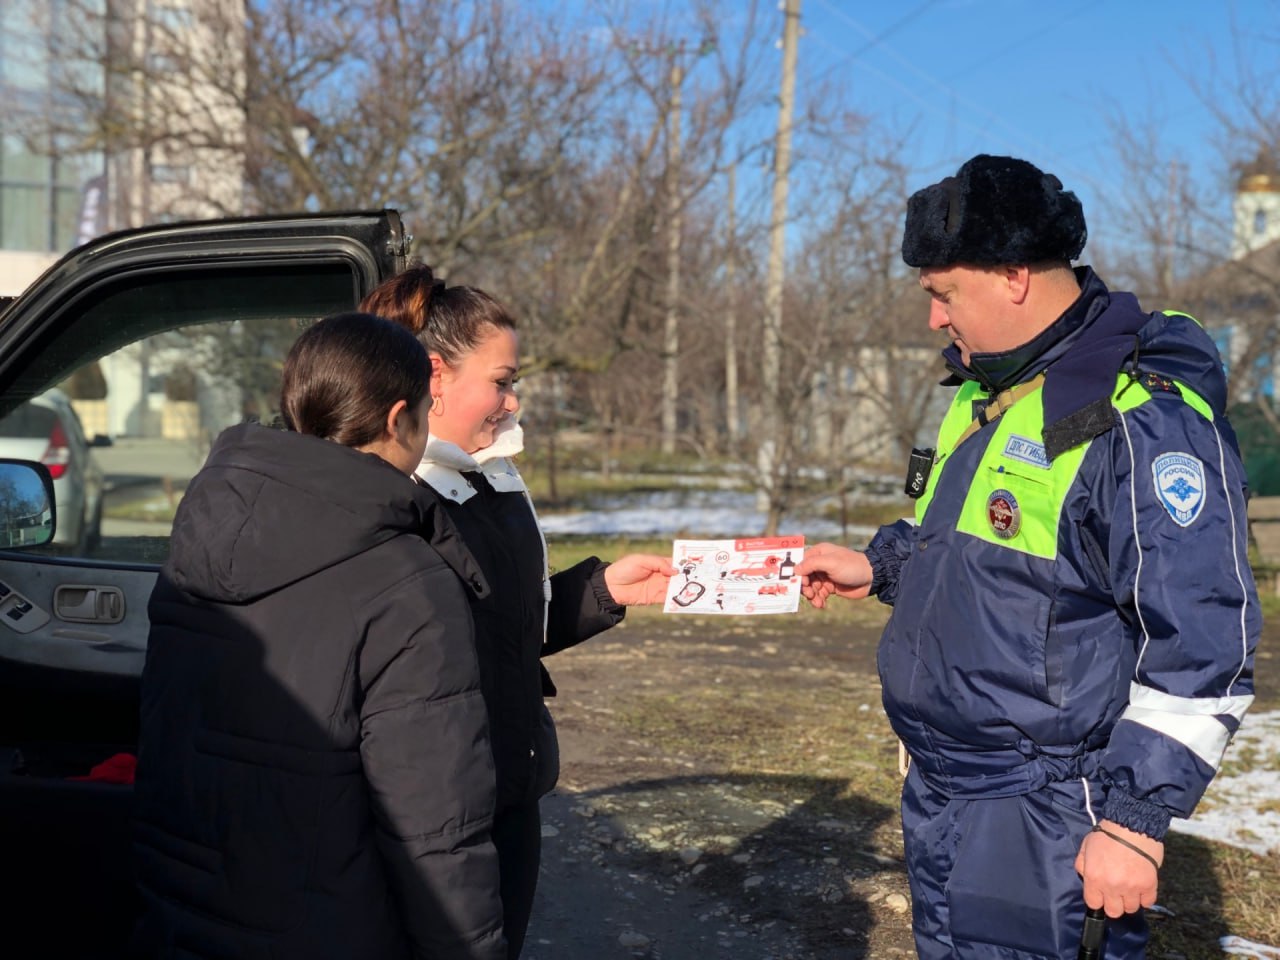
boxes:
[362,270,674,959]
[133,313,505,960]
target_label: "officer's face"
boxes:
[920,265,1020,366]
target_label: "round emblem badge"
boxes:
[987,489,1021,539]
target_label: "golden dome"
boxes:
[1239,172,1279,193]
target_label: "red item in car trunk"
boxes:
[68,752,137,784]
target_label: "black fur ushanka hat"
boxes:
[901,154,1087,268]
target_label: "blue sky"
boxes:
[798,0,1273,241]
[553,1,1277,259]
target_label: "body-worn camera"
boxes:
[904,447,935,499]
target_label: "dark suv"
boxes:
[0,211,408,956]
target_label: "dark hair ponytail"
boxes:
[359,263,516,365]
[281,312,429,446]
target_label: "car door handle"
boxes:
[54,585,125,624]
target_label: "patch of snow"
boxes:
[540,494,1280,867]
[1168,710,1280,856]
[1221,934,1280,958]
[539,490,878,541]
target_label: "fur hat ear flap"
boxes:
[901,155,1087,268]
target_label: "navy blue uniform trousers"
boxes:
[901,765,1149,959]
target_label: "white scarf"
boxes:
[414,418,528,498]
[413,416,552,614]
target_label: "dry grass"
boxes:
[548,535,1280,952]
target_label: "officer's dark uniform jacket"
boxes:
[867,269,1260,957]
[414,421,624,811]
[133,423,505,960]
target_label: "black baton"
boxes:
[1077,906,1107,959]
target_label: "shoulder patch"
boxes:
[1152,452,1205,527]
[1139,370,1181,395]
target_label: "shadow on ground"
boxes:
[526,772,913,960]
[1148,832,1231,957]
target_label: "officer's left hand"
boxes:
[1074,820,1164,918]
[794,543,873,608]
[604,554,679,606]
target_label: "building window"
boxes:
[1,3,104,253]
[153,3,195,33]
[146,50,185,74]
[150,163,191,185]
[1256,208,1268,236]
[0,139,98,251]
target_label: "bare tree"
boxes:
[750,130,932,532]
[17,0,938,521]
[1102,17,1280,434]
[471,1,773,488]
[1092,14,1280,502]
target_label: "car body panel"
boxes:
[0,210,405,957]
[0,210,407,403]
[0,209,405,678]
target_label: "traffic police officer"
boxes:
[798,154,1260,959]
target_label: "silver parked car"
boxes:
[0,388,106,551]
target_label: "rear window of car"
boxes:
[0,403,55,438]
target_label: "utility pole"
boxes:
[759,0,800,531]
[1163,158,1180,297]
[725,161,740,451]
[660,42,685,456]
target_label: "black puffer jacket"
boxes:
[415,432,623,811]
[132,424,505,960]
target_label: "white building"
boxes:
[1186,155,1280,406]
[0,1,100,295]
[0,0,245,298]
[1231,167,1280,261]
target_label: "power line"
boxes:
[941,0,1107,83]
[843,0,942,60]
[807,0,941,87]
[802,1,1086,186]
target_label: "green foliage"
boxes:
[545,536,670,572]
[163,365,198,402]
[61,362,108,400]
[519,444,735,504]
[524,469,729,504]
[1231,402,1280,496]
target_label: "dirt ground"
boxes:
[523,611,922,960]
[522,605,1279,960]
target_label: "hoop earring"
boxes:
[430,395,443,416]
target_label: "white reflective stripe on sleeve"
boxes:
[1121,682,1255,769]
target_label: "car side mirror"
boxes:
[0,459,56,548]
[89,434,114,448]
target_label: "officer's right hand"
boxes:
[795,543,873,608]
[1074,821,1163,918]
